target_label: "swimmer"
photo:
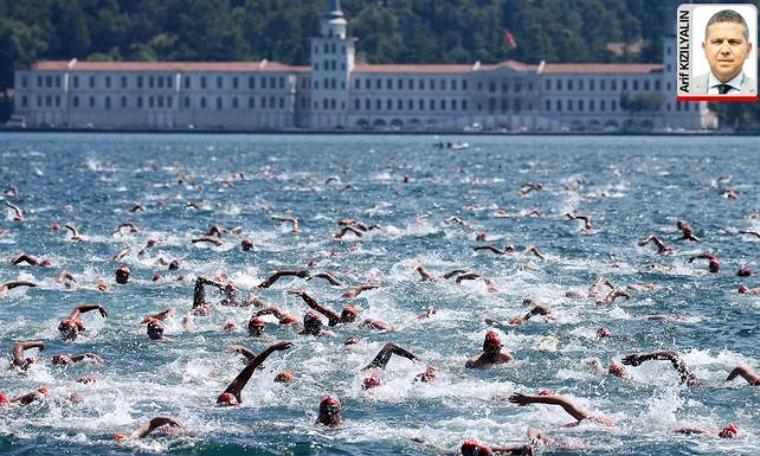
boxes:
[738,230,760,239]
[11,340,44,369]
[414,264,438,282]
[241,238,253,251]
[342,282,380,299]
[51,352,104,366]
[488,304,553,327]
[257,269,310,288]
[608,362,630,379]
[675,424,739,439]
[723,189,739,200]
[115,264,130,284]
[58,304,109,341]
[676,220,700,242]
[637,235,673,254]
[518,183,543,197]
[112,222,140,234]
[247,316,266,337]
[454,272,499,293]
[474,245,545,259]
[142,308,176,341]
[112,249,130,261]
[598,288,630,305]
[272,215,300,233]
[460,438,534,455]
[64,223,85,242]
[114,416,185,442]
[307,272,343,286]
[688,253,720,273]
[228,344,258,364]
[338,218,380,232]
[191,236,224,247]
[0,386,48,407]
[466,330,513,368]
[217,341,293,406]
[566,212,592,232]
[508,392,614,426]
[317,395,342,426]
[255,307,298,325]
[138,239,158,256]
[738,285,760,295]
[622,351,698,386]
[298,311,335,337]
[361,343,421,389]
[192,276,225,310]
[0,280,37,294]
[128,204,145,213]
[334,225,363,240]
[446,216,472,228]
[4,201,24,222]
[726,365,760,386]
[11,254,51,267]
[289,289,358,326]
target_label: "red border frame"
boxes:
[677,96,759,102]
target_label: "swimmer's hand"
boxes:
[508,393,532,406]
[621,354,641,366]
[97,306,109,318]
[270,341,294,352]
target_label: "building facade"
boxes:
[12,0,714,132]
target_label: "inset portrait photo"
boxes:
[677,3,758,101]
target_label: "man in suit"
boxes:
[693,9,756,95]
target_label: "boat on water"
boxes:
[433,141,470,150]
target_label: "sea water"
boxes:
[0,133,758,455]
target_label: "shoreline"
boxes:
[0,127,750,136]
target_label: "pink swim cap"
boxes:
[0,393,9,406]
[739,285,750,294]
[362,375,382,389]
[720,424,739,438]
[483,330,502,350]
[461,439,495,456]
[217,392,238,406]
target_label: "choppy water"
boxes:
[0,133,759,455]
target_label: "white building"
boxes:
[12,0,713,132]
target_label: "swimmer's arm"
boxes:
[490,444,534,454]
[524,246,545,259]
[288,290,340,325]
[465,352,485,368]
[688,254,714,262]
[442,269,469,279]
[738,230,760,239]
[508,393,588,422]
[69,353,104,364]
[228,345,257,363]
[12,340,44,365]
[526,427,553,446]
[258,269,310,288]
[2,280,37,290]
[132,416,185,439]
[523,305,551,321]
[456,272,482,283]
[342,283,379,298]
[197,277,225,289]
[69,304,108,319]
[11,392,40,405]
[221,341,293,402]
[363,343,418,370]
[473,246,504,254]
[309,272,343,286]
[142,307,176,323]
[414,265,437,282]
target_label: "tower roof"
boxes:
[323,0,344,20]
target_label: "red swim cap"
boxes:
[217,392,238,406]
[319,395,341,414]
[739,285,750,294]
[596,326,612,338]
[719,424,739,438]
[223,321,236,332]
[248,316,265,328]
[343,305,358,316]
[483,330,502,350]
[537,389,555,396]
[362,374,382,389]
[304,311,322,325]
[737,266,752,277]
[0,393,9,406]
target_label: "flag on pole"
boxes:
[502,29,517,49]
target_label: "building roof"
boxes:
[352,60,537,74]
[30,60,310,73]
[541,63,662,74]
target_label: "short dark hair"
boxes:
[705,9,749,41]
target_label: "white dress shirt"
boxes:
[707,72,744,94]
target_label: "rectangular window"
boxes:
[365,79,371,90]
[429,99,435,110]
[201,77,207,89]
[514,99,521,112]
[37,76,42,87]
[137,76,143,88]
[105,97,111,109]
[21,95,28,107]
[166,76,172,88]
[462,99,468,110]
[611,100,617,111]
[167,97,173,108]
[355,99,360,110]
[375,99,381,110]
[397,99,403,110]
[655,80,661,91]
[452,99,457,110]
[545,79,551,90]
[589,79,595,91]
[121,76,127,88]
[200,97,207,109]
[644,81,650,90]
[398,78,403,90]
[249,76,255,89]
[578,99,584,111]
[501,83,508,93]
[46,76,52,87]
[386,99,392,110]
[157,96,163,108]
[73,76,79,89]
[279,77,284,89]
[633,80,638,91]
[545,99,551,111]
[515,83,521,93]
[440,99,446,110]
[419,99,424,110]
[121,96,127,108]
[217,97,223,110]
[55,96,60,107]
[452,79,457,90]
[567,99,573,111]
[262,77,267,89]
[157,77,163,88]
[89,96,95,108]
[248,97,254,108]
[589,99,595,111]
[600,99,606,111]
[148,96,154,108]
[556,99,562,111]
[556,80,562,91]
[365,99,370,110]
[73,96,79,108]
[568,80,573,91]
[354,79,360,89]
[217,77,223,89]
[149,76,154,88]
[578,79,584,90]
[21,75,28,88]
[89,76,96,88]
[280,97,285,109]
[185,97,191,108]
[270,77,276,88]
[600,80,606,90]
[137,97,143,108]
[409,79,415,90]
[233,97,239,109]
[233,77,239,89]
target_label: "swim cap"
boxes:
[169,259,181,270]
[362,374,382,389]
[241,239,253,251]
[146,318,164,340]
[344,336,359,346]
[461,439,495,456]
[0,393,9,406]
[217,392,238,406]
[596,326,612,338]
[739,285,750,294]
[223,321,237,332]
[152,273,163,282]
[719,424,739,438]
[248,316,265,327]
[279,315,297,325]
[537,389,555,396]
[36,386,48,395]
[113,433,128,442]
[342,305,358,316]
[708,258,720,273]
[304,311,323,327]
[483,330,502,350]
[274,371,294,383]
[319,396,341,414]
[737,265,752,277]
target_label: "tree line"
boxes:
[0,0,758,126]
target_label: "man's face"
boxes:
[703,21,752,83]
